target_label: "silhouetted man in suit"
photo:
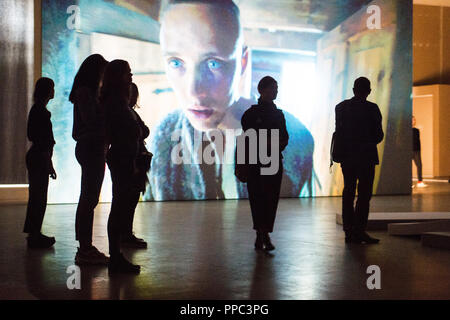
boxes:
[335,77,384,244]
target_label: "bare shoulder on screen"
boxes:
[233,97,257,120]
[148,109,185,150]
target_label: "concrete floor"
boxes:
[0,181,449,300]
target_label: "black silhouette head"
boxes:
[33,77,55,104]
[353,77,371,99]
[258,76,278,102]
[100,59,133,107]
[69,54,108,103]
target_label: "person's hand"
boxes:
[49,166,57,180]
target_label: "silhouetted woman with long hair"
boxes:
[101,60,140,274]
[120,83,151,249]
[69,54,109,265]
[24,77,56,248]
[241,76,289,251]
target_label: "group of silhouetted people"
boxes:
[23,52,385,275]
[24,55,152,274]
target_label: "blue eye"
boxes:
[168,58,183,69]
[208,59,222,70]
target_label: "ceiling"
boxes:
[413,0,450,6]
[236,0,374,32]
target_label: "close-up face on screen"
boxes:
[41,0,412,203]
[160,2,246,132]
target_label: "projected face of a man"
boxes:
[160,2,247,131]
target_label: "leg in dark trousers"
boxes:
[413,150,423,182]
[119,188,147,248]
[341,162,377,243]
[247,165,283,233]
[107,163,140,274]
[121,190,140,239]
[108,166,134,258]
[23,151,49,235]
[341,163,358,234]
[354,164,375,234]
[74,141,105,248]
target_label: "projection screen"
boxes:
[41,0,412,203]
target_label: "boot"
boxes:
[255,231,264,250]
[108,253,140,275]
[262,233,275,251]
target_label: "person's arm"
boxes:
[48,158,57,179]
[335,105,343,134]
[279,111,289,151]
[373,105,384,144]
[136,111,150,139]
[417,129,421,151]
[27,108,37,144]
[241,110,250,131]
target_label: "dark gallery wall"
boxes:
[0,0,35,183]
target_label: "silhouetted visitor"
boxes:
[335,77,384,244]
[102,60,140,274]
[241,76,289,251]
[24,77,56,248]
[412,116,426,188]
[69,54,109,265]
[120,83,152,249]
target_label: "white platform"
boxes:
[336,212,450,230]
[388,220,450,235]
[0,186,28,204]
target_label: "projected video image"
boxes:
[42,0,412,203]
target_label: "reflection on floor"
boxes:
[0,181,449,300]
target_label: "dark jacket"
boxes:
[335,97,384,165]
[105,99,140,172]
[241,100,289,167]
[27,103,55,153]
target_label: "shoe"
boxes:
[75,246,109,265]
[417,181,428,188]
[262,233,275,251]
[121,234,147,249]
[254,232,264,250]
[27,233,55,249]
[351,232,380,244]
[108,253,140,275]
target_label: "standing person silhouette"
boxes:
[120,83,151,249]
[24,77,57,248]
[69,54,109,265]
[241,76,288,251]
[412,116,426,188]
[102,60,140,274]
[335,77,384,244]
